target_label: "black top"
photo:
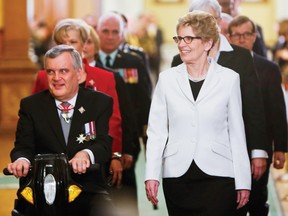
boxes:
[189,79,204,100]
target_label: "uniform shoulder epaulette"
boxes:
[128,45,144,53]
[129,51,140,57]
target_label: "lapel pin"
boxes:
[89,79,95,86]
[78,106,85,114]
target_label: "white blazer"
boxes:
[145,58,251,190]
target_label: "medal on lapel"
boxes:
[115,68,139,84]
[76,134,86,144]
[76,121,97,144]
[84,121,96,141]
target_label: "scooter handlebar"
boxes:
[3,168,12,176]
[3,163,100,176]
[86,163,100,171]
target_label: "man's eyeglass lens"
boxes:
[231,32,253,40]
[173,36,201,44]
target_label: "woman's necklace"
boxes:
[187,61,209,82]
[188,73,207,82]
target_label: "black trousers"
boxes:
[236,166,269,216]
[68,192,117,216]
[109,136,141,216]
[163,161,237,216]
[109,163,139,216]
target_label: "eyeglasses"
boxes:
[173,36,202,44]
[230,32,254,40]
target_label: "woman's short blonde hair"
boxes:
[176,10,219,45]
[53,18,90,45]
[88,25,100,52]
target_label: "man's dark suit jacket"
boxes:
[120,41,151,74]
[171,44,267,154]
[97,50,151,148]
[252,25,268,58]
[96,61,138,156]
[31,59,122,154]
[10,87,113,193]
[253,53,288,163]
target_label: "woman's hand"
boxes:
[145,180,160,205]
[236,189,250,209]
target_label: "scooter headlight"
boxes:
[20,187,34,204]
[44,174,56,205]
[68,185,82,203]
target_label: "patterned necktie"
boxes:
[58,102,74,123]
[105,55,111,68]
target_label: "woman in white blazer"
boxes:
[145,11,251,216]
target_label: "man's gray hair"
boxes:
[44,44,83,70]
[189,0,222,20]
[97,11,125,34]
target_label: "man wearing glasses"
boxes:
[228,15,287,216]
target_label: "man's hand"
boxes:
[69,151,90,174]
[251,158,267,180]
[122,154,133,170]
[273,151,286,169]
[7,159,30,178]
[109,159,123,187]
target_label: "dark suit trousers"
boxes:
[236,167,269,216]
[163,161,237,216]
[109,135,141,216]
[68,192,117,216]
[109,162,139,216]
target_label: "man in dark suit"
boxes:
[96,11,152,216]
[228,15,287,216]
[217,0,268,57]
[172,0,268,183]
[115,11,152,79]
[31,18,124,188]
[80,22,139,176]
[95,62,139,173]
[7,45,116,216]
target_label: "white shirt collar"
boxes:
[218,34,233,52]
[88,60,96,67]
[99,49,118,66]
[214,34,233,61]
